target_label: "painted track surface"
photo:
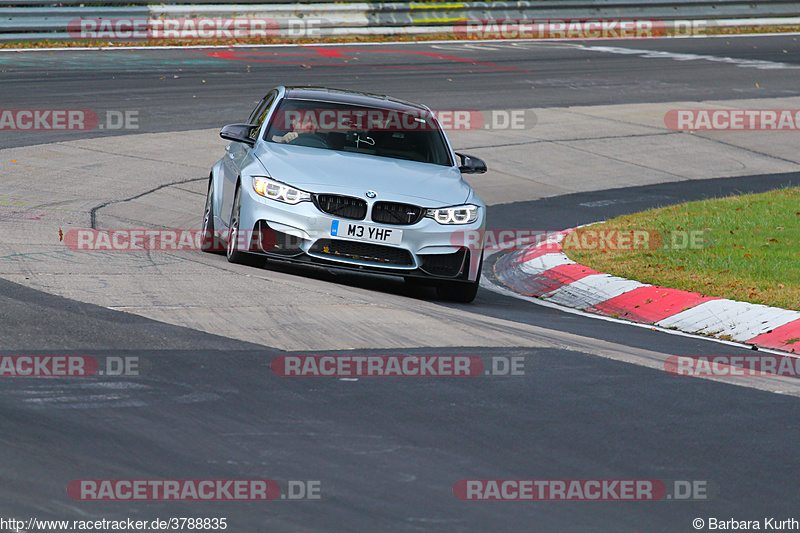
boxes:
[1,36,800,530]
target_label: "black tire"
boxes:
[435,254,482,303]
[226,184,263,266]
[200,176,224,254]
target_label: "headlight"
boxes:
[253,177,311,205]
[425,204,480,225]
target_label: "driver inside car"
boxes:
[271,116,318,144]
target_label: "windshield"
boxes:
[264,99,453,166]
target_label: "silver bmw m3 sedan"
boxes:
[202,86,487,302]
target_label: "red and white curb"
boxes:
[492,230,800,354]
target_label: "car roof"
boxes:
[282,86,429,113]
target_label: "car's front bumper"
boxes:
[236,182,485,282]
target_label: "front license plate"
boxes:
[331,220,403,246]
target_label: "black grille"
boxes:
[310,239,413,266]
[371,201,424,225]
[419,249,468,277]
[314,194,367,220]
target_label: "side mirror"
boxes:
[455,152,487,174]
[220,124,258,146]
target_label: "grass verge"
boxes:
[562,187,800,311]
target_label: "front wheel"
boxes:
[200,176,224,254]
[226,185,263,267]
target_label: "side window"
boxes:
[247,92,272,124]
[247,91,278,141]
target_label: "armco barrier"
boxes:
[1,7,149,41]
[2,0,799,41]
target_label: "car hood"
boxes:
[253,143,472,206]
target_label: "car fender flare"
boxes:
[209,161,227,230]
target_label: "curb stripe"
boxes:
[493,227,800,353]
[520,244,561,263]
[545,273,645,309]
[656,299,800,342]
[747,319,800,353]
[519,252,574,275]
[587,286,720,324]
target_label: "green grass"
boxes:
[562,187,800,311]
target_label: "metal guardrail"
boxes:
[1,0,799,41]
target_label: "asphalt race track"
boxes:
[1,35,800,531]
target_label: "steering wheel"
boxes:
[288,133,328,149]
